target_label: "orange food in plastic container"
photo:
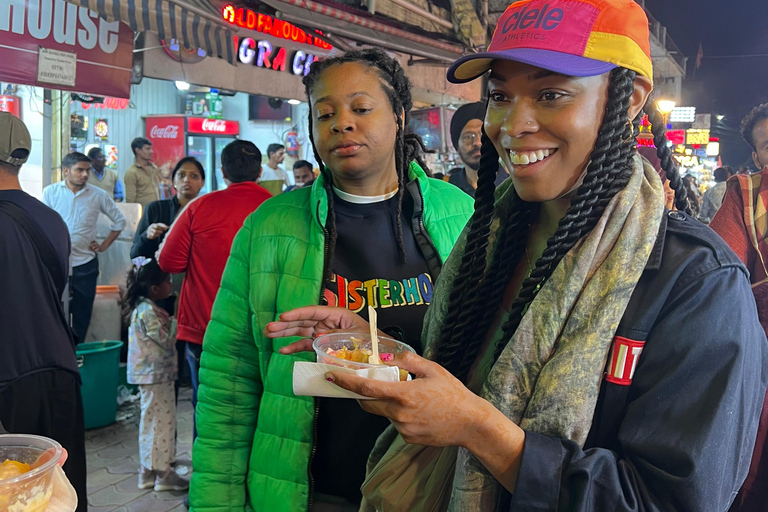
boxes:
[313,333,414,382]
[0,434,62,512]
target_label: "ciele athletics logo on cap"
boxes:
[495,0,598,46]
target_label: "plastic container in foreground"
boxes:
[313,332,415,373]
[0,434,62,512]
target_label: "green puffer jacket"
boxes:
[190,163,474,512]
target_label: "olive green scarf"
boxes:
[362,156,664,511]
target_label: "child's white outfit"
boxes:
[128,298,178,478]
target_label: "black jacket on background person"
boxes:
[506,210,768,511]
[130,196,181,258]
[448,166,508,197]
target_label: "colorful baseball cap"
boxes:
[447,0,653,84]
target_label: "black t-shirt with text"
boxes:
[314,189,433,503]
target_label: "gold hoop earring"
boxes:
[622,119,635,143]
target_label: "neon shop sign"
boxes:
[222,5,332,50]
[237,37,315,76]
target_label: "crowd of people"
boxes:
[3,0,768,511]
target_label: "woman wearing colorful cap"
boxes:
[267,0,767,510]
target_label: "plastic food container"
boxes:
[313,332,415,370]
[0,434,61,512]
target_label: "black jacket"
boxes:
[509,210,768,511]
[0,191,79,390]
[448,166,509,197]
[130,197,181,259]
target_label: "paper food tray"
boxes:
[293,361,404,399]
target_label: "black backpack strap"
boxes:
[0,200,66,292]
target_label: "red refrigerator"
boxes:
[144,115,240,194]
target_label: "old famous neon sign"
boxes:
[223,5,332,50]
[237,37,315,76]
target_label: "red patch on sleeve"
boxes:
[605,336,645,386]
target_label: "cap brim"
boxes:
[447,48,617,84]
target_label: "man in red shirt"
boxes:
[711,103,768,286]
[157,140,271,437]
[710,102,768,512]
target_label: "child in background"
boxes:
[123,257,188,492]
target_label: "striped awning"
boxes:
[66,0,236,64]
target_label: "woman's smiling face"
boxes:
[484,60,611,202]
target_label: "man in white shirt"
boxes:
[258,143,292,196]
[43,152,126,343]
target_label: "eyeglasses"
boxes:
[460,132,481,145]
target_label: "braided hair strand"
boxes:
[645,106,691,213]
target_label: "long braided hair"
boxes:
[302,49,430,299]
[435,68,690,383]
[646,105,691,214]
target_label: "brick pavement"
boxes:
[85,387,193,512]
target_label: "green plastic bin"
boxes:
[76,341,124,430]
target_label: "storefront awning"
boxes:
[258,0,466,63]
[65,0,237,64]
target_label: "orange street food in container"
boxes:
[0,434,62,512]
[313,332,414,381]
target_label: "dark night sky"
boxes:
[645,0,768,167]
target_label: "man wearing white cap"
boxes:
[0,111,87,511]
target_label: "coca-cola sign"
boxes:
[203,119,226,132]
[187,117,239,136]
[145,117,185,178]
[150,124,180,139]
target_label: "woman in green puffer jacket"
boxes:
[189,48,474,512]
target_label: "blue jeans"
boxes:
[70,257,99,344]
[185,342,202,440]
